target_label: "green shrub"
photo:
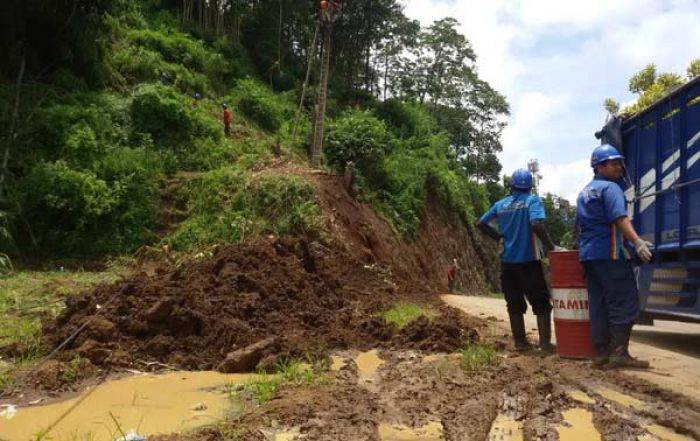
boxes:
[130,83,222,155]
[326,109,393,186]
[17,161,116,254]
[63,123,102,168]
[231,79,286,132]
[374,99,437,139]
[131,83,193,143]
[166,170,322,250]
[31,93,130,163]
[14,150,161,256]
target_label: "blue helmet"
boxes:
[511,168,533,190]
[591,144,624,168]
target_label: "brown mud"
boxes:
[30,236,479,393]
[151,349,700,441]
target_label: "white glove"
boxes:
[634,238,653,263]
[554,245,566,252]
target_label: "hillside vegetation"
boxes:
[0,0,509,265]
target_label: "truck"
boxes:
[598,76,700,323]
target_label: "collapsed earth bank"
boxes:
[27,174,498,389]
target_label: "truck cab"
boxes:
[604,76,700,323]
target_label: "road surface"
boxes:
[443,294,700,402]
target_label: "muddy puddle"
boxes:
[487,414,523,440]
[355,350,384,383]
[330,355,345,371]
[643,424,694,441]
[0,371,257,441]
[556,408,601,441]
[590,385,645,410]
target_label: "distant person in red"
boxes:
[222,103,231,136]
[447,260,457,293]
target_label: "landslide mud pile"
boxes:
[40,236,478,377]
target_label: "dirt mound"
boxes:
[39,237,478,381]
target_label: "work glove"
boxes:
[554,245,566,252]
[634,238,653,263]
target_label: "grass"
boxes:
[228,359,323,405]
[459,342,500,372]
[381,303,435,329]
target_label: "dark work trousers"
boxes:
[582,259,640,354]
[501,260,552,316]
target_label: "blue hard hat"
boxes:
[511,168,533,190]
[590,144,624,168]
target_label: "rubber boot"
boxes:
[536,313,556,353]
[608,326,650,369]
[508,313,530,351]
[592,345,610,367]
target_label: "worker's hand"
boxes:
[554,245,566,252]
[634,238,653,263]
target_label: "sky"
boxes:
[402,0,700,202]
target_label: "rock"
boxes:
[218,337,278,373]
[256,354,280,372]
[108,347,132,367]
[85,316,117,342]
[76,339,111,365]
[145,298,173,323]
[144,335,175,357]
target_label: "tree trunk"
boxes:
[292,21,320,139]
[0,55,26,199]
[310,23,331,167]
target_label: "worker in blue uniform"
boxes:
[576,144,653,368]
[477,169,556,352]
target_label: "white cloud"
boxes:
[538,159,592,203]
[402,0,700,202]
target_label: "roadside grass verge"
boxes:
[381,303,435,329]
[228,360,324,405]
[459,342,500,372]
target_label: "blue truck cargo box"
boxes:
[614,76,700,322]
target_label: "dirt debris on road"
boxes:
[25,236,479,393]
[149,347,699,441]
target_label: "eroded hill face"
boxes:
[311,173,500,296]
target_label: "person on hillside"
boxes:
[192,92,201,107]
[477,169,556,352]
[222,103,232,136]
[447,260,457,293]
[576,145,653,369]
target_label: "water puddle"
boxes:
[556,408,601,441]
[591,386,645,410]
[330,356,345,371]
[487,413,523,441]
[378,421,443,440]
[0,371,258,441]
[566,389,596,405]
[643,424,694,441]
[355,350,384,382]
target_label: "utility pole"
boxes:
[310,1,339,167]
[528,159,542,195]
